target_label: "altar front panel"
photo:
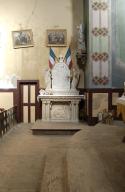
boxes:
[39,95,84,122]
[50,101,70,121]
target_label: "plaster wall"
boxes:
[0,0,84,88]
[112,0,125,87]
[0,92,13,109]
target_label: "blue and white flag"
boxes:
[49,48,56,69]
[64,47,72,69]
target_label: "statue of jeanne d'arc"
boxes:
[45,69,52,90]
[71,67,80,89]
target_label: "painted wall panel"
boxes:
[0,92,13,109]
[87,0,111,87]
[30,85,35,103]
[23,106,28,123]
[0,0,84,88]
[92,93,108,116]
[23,85,28,103]
[92,11,100,27]
[30,106,35,123]
[101,10,108,28]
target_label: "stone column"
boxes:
[71,100,79,122]
[42,100,46,121]
[42,100,51,121]
[46,100,51,121]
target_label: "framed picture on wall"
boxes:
[12,29,34,48]
[46,29,67,47]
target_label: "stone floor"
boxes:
[0,121,125,192]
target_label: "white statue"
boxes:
[71,67,80,90]
[51,55,71,93]
[58,54,64,63]
[38,69,53,96]
[77,23,86,53]
[45,69,52,90]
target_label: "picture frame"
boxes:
[46,29,67,47]
[12,29,34,48]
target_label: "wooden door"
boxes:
[17,80,39,123]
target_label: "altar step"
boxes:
[31,120,82,135]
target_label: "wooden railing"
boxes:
[0,106,17,137]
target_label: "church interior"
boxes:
[0,0,125,191]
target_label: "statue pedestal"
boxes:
[38,95,84,122]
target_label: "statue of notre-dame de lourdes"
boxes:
[38,54,83,123]
[40,55,80,96]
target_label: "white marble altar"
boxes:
[38,94,84,122]
[38,56,84,122]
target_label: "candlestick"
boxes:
[124,82,125,95]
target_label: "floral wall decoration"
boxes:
[90,0,111,86]
[92,75,109,85]
[91,52,109,62]
[92,2,108,11]
[92,27,108,36]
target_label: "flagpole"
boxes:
[63,47,68,62]
[50,70,52,89]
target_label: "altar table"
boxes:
[38,94,84,122]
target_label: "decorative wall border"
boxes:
[91,52,109,62]
[90,0,111,86]
[92,27,108,36]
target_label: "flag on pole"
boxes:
[49,48,56,69]
[64,47,72,69]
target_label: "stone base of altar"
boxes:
[31,120,83,135]
[38,95,84,122]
